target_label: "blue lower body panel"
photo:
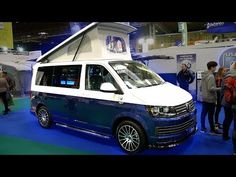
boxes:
[148,111,197,147]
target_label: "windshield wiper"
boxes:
[137,83,159,88]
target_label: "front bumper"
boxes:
[151,126,197,148]
[148,109,197,148]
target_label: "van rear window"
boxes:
[36,65,82,89]
[36,66,53,86]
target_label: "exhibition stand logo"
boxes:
[206,22,224,29]
[218,47,236,68]
[207,22,236,33]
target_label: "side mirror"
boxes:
[100,82,118,93]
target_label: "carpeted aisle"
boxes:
[0,98,234,155]
[0,135,89,155]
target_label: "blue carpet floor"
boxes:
[0,98,234,155]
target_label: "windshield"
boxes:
[109,61,165,89]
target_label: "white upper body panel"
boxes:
[126,82,192,106]
[31,60,192,106]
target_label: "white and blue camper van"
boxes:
[30,22,197,154]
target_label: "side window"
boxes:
[36,67,53,86]
[52,65,81,88]
[74,35,92,60]
[78,35,92,53]
[106,36,126,53]
[67,36,82,55]
[85,65,118,91]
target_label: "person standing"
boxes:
[233,90,236,155]
[200,61,222,135]
[221,62,236,154]
[177,61,195,92]
[214,67,226,129]
[230,63,236,155]
[2,71,15,106]
[221,63,236,141]
[0,71,10,115]
[2,71,15,91]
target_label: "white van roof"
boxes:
[36,22,136,63]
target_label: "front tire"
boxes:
[116,120,147,154]
[36,106,52,128]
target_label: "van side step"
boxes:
[55,123,111,139]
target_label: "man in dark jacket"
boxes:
[177,61,195,92]
[2,71,15,91]
[200,61,222,135]
[2,71,15,106]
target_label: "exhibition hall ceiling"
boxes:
[13,22,71,43]
[11,22,206,52]
[131,22,206,33]
[13,22,206,42]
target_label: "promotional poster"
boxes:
[218,47,236,68]
[176,54,196,100]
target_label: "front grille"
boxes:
[174,100,195,115]
[156,118,196,135]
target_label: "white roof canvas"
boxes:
[36,22,136,63]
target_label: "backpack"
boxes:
[224,76,236,104]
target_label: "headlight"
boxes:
[146,106,176,117]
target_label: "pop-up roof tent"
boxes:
[37,22,137,63]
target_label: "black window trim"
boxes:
[36,65,82,89]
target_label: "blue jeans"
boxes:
[201,102,216,131]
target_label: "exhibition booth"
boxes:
[0,22,235,155]
[143,43,236,101]
[0,51,40,96]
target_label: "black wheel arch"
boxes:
[36,103,47,114]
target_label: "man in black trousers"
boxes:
[200,61,222,135]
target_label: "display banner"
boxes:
[177,54,196,100]
[218,47,236,68]
[207,22,236,33]
[0,22,13,49]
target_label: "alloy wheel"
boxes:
[117,125,140,152]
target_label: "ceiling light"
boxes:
[17,47,24,52]
[38,32,48,35]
